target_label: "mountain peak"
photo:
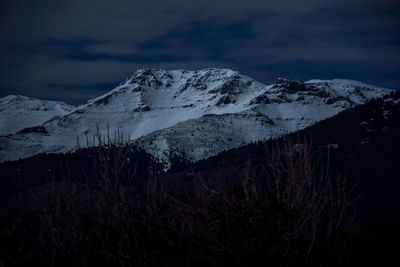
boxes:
[0,95,35,105]
[124,68,240,84]
[0,95,75,136]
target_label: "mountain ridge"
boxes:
[0,68,395,165]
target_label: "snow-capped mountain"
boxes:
[0,69,394,165]
[0,95,75,136]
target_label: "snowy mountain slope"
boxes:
[0,95,75,136]
[0,69,394,164]
[136,78,393,166]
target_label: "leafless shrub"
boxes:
[5,132,358,266]
[260,135,358,254]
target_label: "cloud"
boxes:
[0,0,399,104]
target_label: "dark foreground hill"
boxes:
[0,90,399,266]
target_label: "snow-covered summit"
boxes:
[86,68,260,111]
[0,95,75,136]
[0,69,395,165]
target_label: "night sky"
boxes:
[1,0,399,105]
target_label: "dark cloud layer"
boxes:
[1,0,399,105]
